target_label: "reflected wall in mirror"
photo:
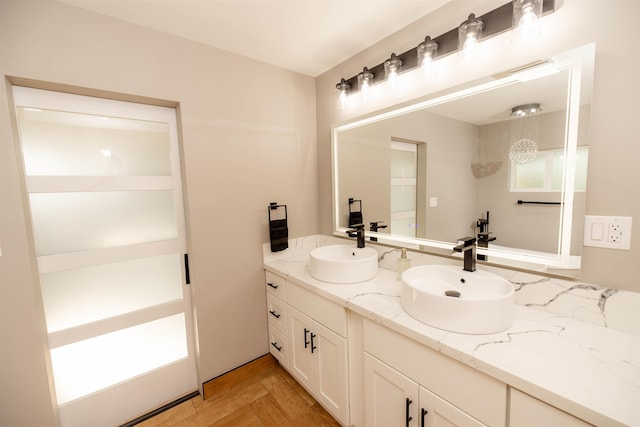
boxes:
[332,44,595,277]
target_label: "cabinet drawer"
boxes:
[266,293,287,334]
[287,282,347,337]
[363,319,506,427]
[265,270,286,300]
[268,325,288,368]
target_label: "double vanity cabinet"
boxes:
[264,267,595,427]
[265,271,349,423]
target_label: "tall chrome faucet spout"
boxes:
[453,236,476,272]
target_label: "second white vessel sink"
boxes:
[309,244,378,284]
[400,265,515,334]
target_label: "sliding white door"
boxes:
[12,86,197,427]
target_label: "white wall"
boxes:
[316,0,640,292]
[0,0,318,425]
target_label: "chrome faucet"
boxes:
[347,224,366,248]
[453,236,476,272]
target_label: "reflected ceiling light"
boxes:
[336,78,350,110]
[512,0,543,44]
[384,53,403,89]
[417,36,438,75]
[357,67,374,100]
[509,103,542,165]
[458,13,484,64]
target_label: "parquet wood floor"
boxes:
[137,354,341,427]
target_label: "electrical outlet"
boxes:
[584,216,632,250]
[608,223,623,243]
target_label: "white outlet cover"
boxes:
[584,215,632,250]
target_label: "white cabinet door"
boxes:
[420,386,486,427]
[510,388,591,427]
[288,305,349,425]
[365,353,488,427]
[288,306,314,391]
[314,320,348,423]
[364,353,419,427]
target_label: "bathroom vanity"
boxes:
[263,235,639,427]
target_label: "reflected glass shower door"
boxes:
[12,86,197,427]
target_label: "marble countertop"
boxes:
[264,237,640,427]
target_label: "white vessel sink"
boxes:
[309,245,378,284]
[400,265,515,334]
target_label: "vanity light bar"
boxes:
[336,0,555,95]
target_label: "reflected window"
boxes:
[511,146,588,192]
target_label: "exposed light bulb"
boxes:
[520,4,537,27]
[337,91,348,110]
[421,55,434,72]
[357,67,374,102]
[458,14,483,64]
[462,33,480,63]
[386,69,398,89]
[512,0,542,44]
[360,80,370,99]
[336,78,350,110]
[384,53,403,90]
[417,36,438,77]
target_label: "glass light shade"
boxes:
[458,13,484,64]
[512,0,543,44]
[336,78,350,110]
[417,36,438,75]
[357,67,374,100]
[384,53,403,89]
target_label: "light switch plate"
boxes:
[583,215,632,250]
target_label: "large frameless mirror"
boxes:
[332,44,595,277]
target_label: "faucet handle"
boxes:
[346,225,364,238]
[457,236,476,246]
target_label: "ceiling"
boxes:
[57,0,451,77]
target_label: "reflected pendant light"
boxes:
[509,103,542,165]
